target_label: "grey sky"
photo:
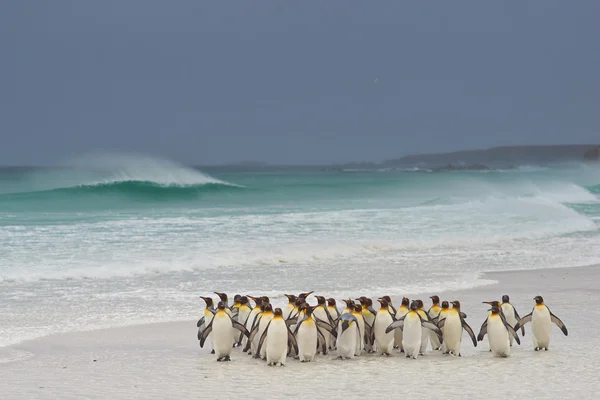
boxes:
[2,1,599,166]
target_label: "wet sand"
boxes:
[1,265,598,399]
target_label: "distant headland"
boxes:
[208,144,600,171]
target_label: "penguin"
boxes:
[199,302,250,361]
[357,297,377,352]
[477,301,507,347]
[313,296,335,352]
[393,297,410,351]
[372,298,395,356]
[436,300,450,353]
[293,305,329,362]
[437,301,477,356]
[385,301,443,359]
[513,296,568,351]
[479,305,520,357]
[428,295,442,350]
[197,296,216,354]
[341,299,355,315]
[327,298,340,349]
[245,302,274,357]
[256,308,298,366]
[351,304,366,356]
[501,294,525,346]
[242,296,262,352]
[231,295,242,321]
[335,313,360,360]
[255,303,275,359]
[232,296,252,347]
[283,294,297,320]
[380,295,397,314]
[297,291,314,303]
[415,299,431,354]
[214,292,233,317]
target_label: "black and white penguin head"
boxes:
[534,296,544,304]
[430,295,440,305]
[502,294,510,303]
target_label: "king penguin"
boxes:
[335,313,360,360]
[513,296,568,351]
[500,294,525,346]
[385,301,443,359]
[214,292,233,317]
[415,299,432,354]
[242,296,262,352]
[436,300,450,352]
[428,295,442,351]
[197,296,216,353]
[327,298,340,349]
[437,300,477,356]
[372,298,395,356]
[479,305,520,357]
[256,308,298,366]
[232,296,252,347]
[199,302,250,361]
[283,294,297,320]
[394,297,410,351]
[294,305,329,362]
[351,304,366,356]
[313,296,335,352]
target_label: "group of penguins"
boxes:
[197,292,568,366]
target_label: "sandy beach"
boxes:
[1,264,599,400]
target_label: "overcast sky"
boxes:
[2,1,599,165]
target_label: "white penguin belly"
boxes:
[532,306,552,349]
[374,313,394,355]
[443,314,463,355]
[487,317,510,357]
[266,321,288,365]
[402,317,422,359]
[337,324,357,359]
[212,316,234,357]
[297,321,318,362]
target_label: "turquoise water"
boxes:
[1,154,599,348]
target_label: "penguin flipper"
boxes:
[244,321,262,352]
[324,306,335,326]
[196,317,205,328]
[437,318,446,329]
[255,321,271,359]
[549,312,568,336]
[316,328,327,355]
[286,317,298,327]
[460,317,477,347]
[287,326,299,355]
[507,323,521,345]
[511,306,525,336]
[199,323,213,348]
[421,321,443,343]
[231,318,250,337]
[513,313,532,333]
[460,312,468,319]
[477,319,488,342]
[315,317,335,336]
[385,318,405,334]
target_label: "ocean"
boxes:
[1,154,599,348]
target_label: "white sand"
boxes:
[1,265,599,399]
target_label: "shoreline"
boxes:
[1,263,599,399]
[1,261,595,352]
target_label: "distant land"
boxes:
[207,144,600,171]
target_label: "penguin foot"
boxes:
[544,347,548,351]
[535,347,540,351]
[211,349,215,354]
[223,356,231,362]
[217,357,224,362]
